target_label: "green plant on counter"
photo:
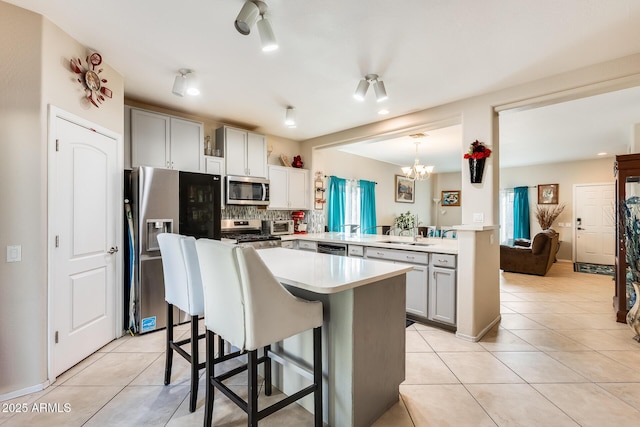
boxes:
[394,211,416,230]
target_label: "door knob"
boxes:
[107,247,119,254]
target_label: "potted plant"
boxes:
[394,211,416,231]
[464,140,492,183]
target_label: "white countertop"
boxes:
[258,247,413,294]
[281,232,458,254]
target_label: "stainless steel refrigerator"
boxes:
[129,166,221,334]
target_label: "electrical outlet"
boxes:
[473,213,484,223]
[6,245,21,263]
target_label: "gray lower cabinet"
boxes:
[405,265,428,317]
[364,247,429,318]
[281,240,295,249]
[428,254,457,325]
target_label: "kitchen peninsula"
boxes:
[257,248,412,427]
[282,232,459,328]
[280,227,501,345]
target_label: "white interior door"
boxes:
[51,114,119,377]
[575,183,615,265]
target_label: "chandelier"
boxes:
[401,140,434,181]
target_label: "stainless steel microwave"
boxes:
[225,175,270,206]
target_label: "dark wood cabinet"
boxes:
[614,154,640,322]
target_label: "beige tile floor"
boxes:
[2,262,640,426]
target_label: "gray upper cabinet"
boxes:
[217,126,267,178]
[130,107,203,172]
[268,165,309,210]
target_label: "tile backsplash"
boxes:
[223,206,326,233]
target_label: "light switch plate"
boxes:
[473,213,484,223]
[6,245,21,263]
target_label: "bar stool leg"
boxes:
[189,315,199,412]
[217,334,224,358]
[313,327,323,427]
[164,303,174,386]
[248,350,259,427]
[264,345,272,396]
[204,330,216,427]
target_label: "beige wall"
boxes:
[432,172,463,228]
[0,2,45,397]
[500,157,615,261]
[0,1,124,397]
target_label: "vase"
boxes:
[469,158,486,183]
[627,282,640,342]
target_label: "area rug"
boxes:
[406,319,415,328]
[573,262,615,276]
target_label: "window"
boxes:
[344,179,361,229]
[500,189,514,244]
[327,176,376,233]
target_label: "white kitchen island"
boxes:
[257,248,412,427]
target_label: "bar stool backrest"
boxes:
[157,233,204,316]
[195,239,323,352]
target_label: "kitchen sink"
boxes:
[379,241,433,246]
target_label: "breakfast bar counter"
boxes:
[257,248,412,427]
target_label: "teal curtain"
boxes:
[360,180,376,234]
[327,176,346,232]
[513,186,530,239]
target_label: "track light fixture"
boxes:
[235,1,278,52]
[285,107,296,128]
[353,74,388,102]
[172,69,199,97]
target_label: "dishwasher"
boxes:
[317,242,347,256]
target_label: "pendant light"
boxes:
[401,139,434,181]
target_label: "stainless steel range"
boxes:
[221,219,282,249]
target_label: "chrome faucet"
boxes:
[440,229,455,239]
[413,214,419,241]
[340,224,360,234]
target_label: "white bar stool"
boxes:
[195,239,323,427]
[157,233,213,413]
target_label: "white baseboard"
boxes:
[455,314,501,342]
[0,381,49,402]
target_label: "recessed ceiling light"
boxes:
[597,152,607,156]
[378,109,389,115]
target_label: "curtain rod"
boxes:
[324,175,377,184]
[501,185,538,191]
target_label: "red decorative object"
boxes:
[292,155,303,168]
[70,52,113,108]
[463,140,492,160]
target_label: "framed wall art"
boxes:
[538,183,559,204]
[441,190,460,206]
[395,175,415,203]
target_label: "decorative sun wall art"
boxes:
[70,52,113,108]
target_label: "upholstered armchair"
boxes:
[500,230,559,276]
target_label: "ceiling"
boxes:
[6,0,640,170]
[338,85,640,172]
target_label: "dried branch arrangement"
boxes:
[535,203,566,229]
